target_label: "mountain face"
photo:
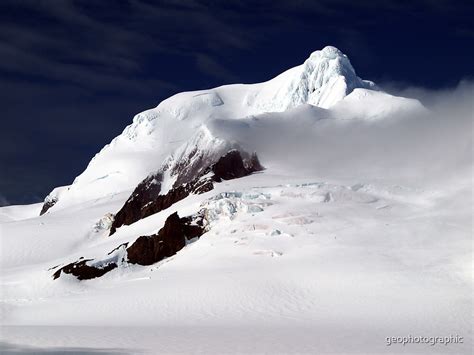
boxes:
[37,45,425,279]
[41,46,421,213]
[36,45,426,279]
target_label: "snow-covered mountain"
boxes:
[45,46,423,212]
[1,47,471,354]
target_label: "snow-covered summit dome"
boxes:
[116,46,372,145]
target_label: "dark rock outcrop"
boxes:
[53,212,205,280]
[52,259,118,280]
[110,150,263,235]
[109,174,162,234]
[211,149,248,180]
[40,199,57,216]
[211,150,263,181]
[40,186,69,216]
[165,146,217,189]
[127,212,204,265]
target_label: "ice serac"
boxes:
[41,46,419,209]
[246,46,375,111]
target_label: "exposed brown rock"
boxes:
[53,212,205,280]
[167,146,216,189]
[52,259,117,280]
[109,149,263,236]
[109,173,162,235]
[39,199,57,216]
[211,149,248,181]
[52,149,263,280]
[126,212,205,266]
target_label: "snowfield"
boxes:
[0,47,472,354]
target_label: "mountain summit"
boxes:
[41,46,421,210]
[246,45,375,111]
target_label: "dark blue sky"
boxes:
[1,0,473,206]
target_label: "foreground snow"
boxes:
[1,169,471,353]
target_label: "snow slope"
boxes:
[0,203,41,223]
[1,46,471,354]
